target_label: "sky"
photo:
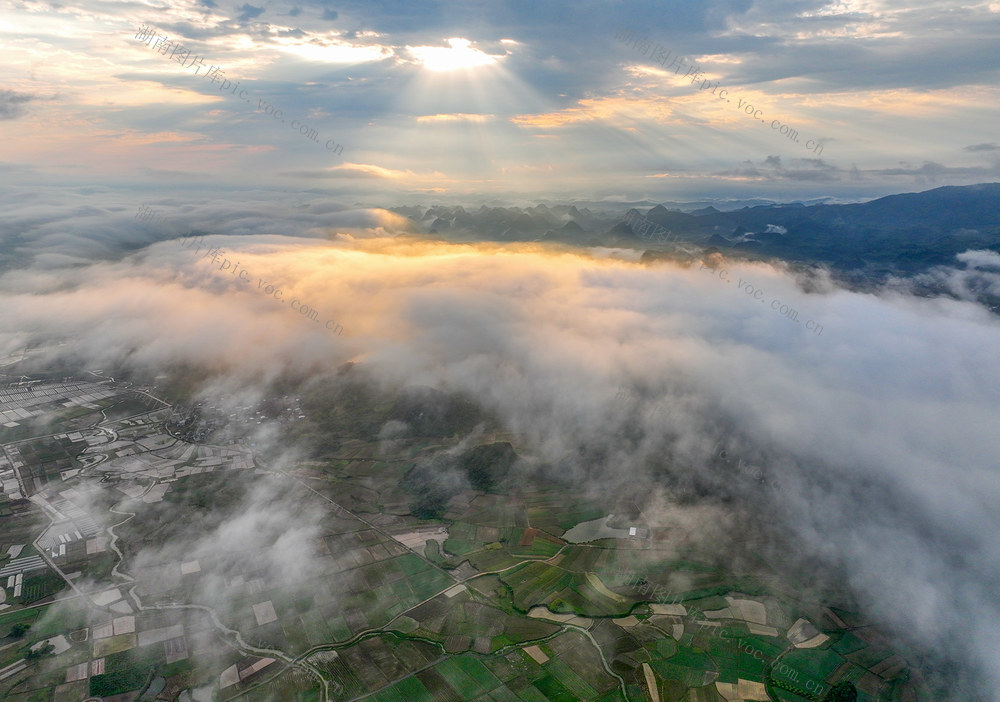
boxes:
[1,0,999,204]
[2,1,1000,696]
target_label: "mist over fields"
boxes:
[2,193,999,695]
[3,0,1000,697]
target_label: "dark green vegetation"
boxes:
[292,372,492,457]
[89,666,152,697]
[462,442,518,492]
[116,470,256,563]
[102,395,165,421]
[87,640,196,698]
[341,630,622,702]
[22,643,53,660]
[0,377,944,702]
[10,434,89,496]
[824,681,859,701]
[18,572,63,605]
[230,665,321,702]
[403,442,519,518]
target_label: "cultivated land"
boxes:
[0,372,933,701]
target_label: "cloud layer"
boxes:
[3,217,999,691]
[2,0,999,200]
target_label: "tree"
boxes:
[9,623,29,638]
[23,643,53,660]
[461,442,517,492]
[823,682,858,702]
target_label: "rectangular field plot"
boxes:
[542,659,599,699]
[500,562,630,617]
[782,646,847,683]
[310,636,440,700]
[367,675,437,702]
[545,631,619,695]
[434,656,503,698]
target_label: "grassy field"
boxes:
[89,666,153,697]
[0,381,936,702]
[500,562,632,617]
[357,637,624,702]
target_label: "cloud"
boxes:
[236,3,264,22]
[2,211,999,692]
[322,8,339,21]
[416,113,494,123]
[510,94,683,129]
[711,155,1000,185]
[0,90,39,120]
[279,163,450,190]
[893,249,1000,308]
[0,235,1000,696]
[126,476,332,606]
[27,456,341,684]
[716,155,841,182]
[964,142,1000,152]
[0,191,421,273]
[1,0,999,202]
[406,38,504,71]
[957,249,1000,270]
[0,183,1000,702]
[291,162,411,179]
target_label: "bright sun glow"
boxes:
[277,39,389,64]
[407,38,501,71]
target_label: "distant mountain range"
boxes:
[393,184,1000,311]
[629,182,1000,276]
[390,203,608,241]
[395,183,1000,275]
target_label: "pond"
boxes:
[561,514,632,543]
